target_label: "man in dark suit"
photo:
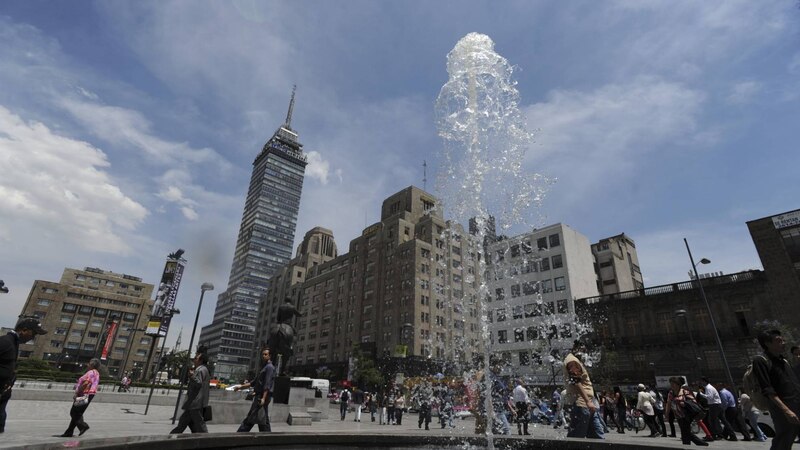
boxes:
[170,352,210,434]
[0,317,48,433]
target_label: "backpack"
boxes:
[340,390,350,402]
[742,355,771,411]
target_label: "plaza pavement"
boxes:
[1,399,775,449]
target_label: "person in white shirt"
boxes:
[512,379,531,435]
[701,378,724,439]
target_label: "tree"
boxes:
[350,346,384,391]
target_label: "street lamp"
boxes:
[683,238,735,389]
[144,307,180,415]
[675,309,702,382]
[172,282,214,424]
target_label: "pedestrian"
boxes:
[720,384,751,441]
[599,391,613,431]
[368,393,377,422]
[752,329,800,449]
[235,346,275,432]
[386,389,395,425]
[564,340,604,439]
[665,376,708,446]
[170,352,210,434]
[552,388,563,428]
[636,383,660,437]
[377,390,387,425]
[417,382,432,430]
[0,317,47,434]
[739,390,767,442]
[394,390,405,425]
[649,384,667,437]
[700,377,731,440]
[612,386,627,433]
[60,357,101,437]
[339,387,350,421]
[353,388,363,422]
[512,379,531,436]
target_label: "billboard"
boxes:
[147,256,186,337]
[100,321,118,361]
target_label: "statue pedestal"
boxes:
[273,376,291,404]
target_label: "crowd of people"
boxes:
[2,315,800,449]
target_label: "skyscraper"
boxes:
[200,89,307,380]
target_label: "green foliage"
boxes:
[350,346,384,391]
[753,320,800,347]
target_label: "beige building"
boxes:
[255,186,485,378]
[592,233,644,294]
[18,267,155,379]
[485,224,600,383]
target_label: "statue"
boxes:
[267,298,304,374]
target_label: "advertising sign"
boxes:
[100,321,118,361]
[147,256,186,337]
[772,210,800,230]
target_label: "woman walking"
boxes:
[665,377,708,446]
[613,386,627,433]
[60,358,101,437]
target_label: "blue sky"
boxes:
[1,1,798,348]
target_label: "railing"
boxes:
[580,270,762,304]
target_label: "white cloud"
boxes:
[60,99,230,169]
[726,81,762,105]
[0,105,148,253]
[305,150,342,185]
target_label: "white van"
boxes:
[290,377,329,398]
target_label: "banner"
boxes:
[100,321,118,361]
[145,319,162,336]
[148,257,186,337]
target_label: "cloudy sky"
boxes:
[1,1,798,348]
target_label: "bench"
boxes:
[286,411,312,426]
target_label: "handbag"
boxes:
[682,396,706,421]
[73,395,89,407]
[202,405,213,422]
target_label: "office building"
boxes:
[592,233,644,295]
[17,267,155,378]
[199,90,308,380]
[484,224,600,384]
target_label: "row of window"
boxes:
[492,277,567,300]
[492,299,570,322]
[496,323,573,344]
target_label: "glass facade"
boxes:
[200,117,307,380]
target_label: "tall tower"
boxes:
[200,88,307,380]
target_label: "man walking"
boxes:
[339,387,350,421]
[512,379,531,436]
[0,318,47,433]
[753,329,800,449]
[700,377,727,440]
[720,384,751,441]
[564,340,604,439]
[236,347,275,432]
[170,352,210,434]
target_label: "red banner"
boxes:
[101,321,118,361]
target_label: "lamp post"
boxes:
[675,309,702,381]
[144,307,180,415]
[683,238,735,389]
[120,326,147,387]
[172,282,214,424]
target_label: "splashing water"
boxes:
[434,33,554,448]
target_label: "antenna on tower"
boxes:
[423,160,427,191]
[285,85,297,129]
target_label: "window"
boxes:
[37,299,51,306]
[136,349,148,356]
[526,326,539,341]
[54,328,67,335]
[88,332,99,338]
[544,301,555,315]
[540,257,550,272]
[94,308,107,317]
[50,340,62,348]
[514,328,525,342]
[541,279,552,293]
[552,254,563,269]
[78,306,93,315]
[554,277,566,291]
[524,303,541,318]
[537,237,547,250]
[549,234,560,247]
[510,284,521,298]
[522,281,538,295]
[62,303,77,312]
[32,311,46,320]
[557,299,569,314]
[510,245,520,257]
[560,324,572,338]
[495,288,505,301]
[91,320,103,327]
[512,305,523,320]
[497,330,508,344]
[519,351,530,366]
[496,308,506,322]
